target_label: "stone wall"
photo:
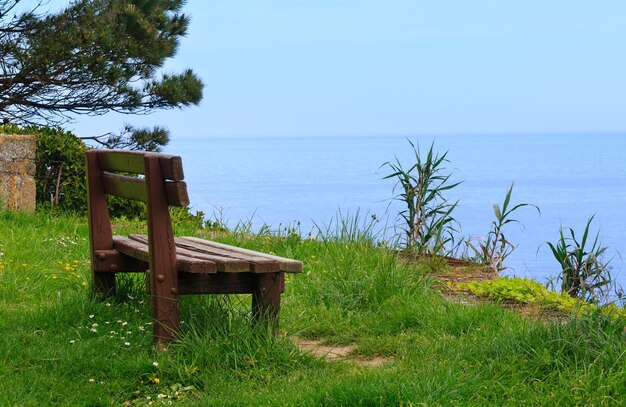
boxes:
[0,134,36,212]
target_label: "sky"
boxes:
[71,0,626,139]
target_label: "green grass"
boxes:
[1,209,626,405]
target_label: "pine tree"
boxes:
[0,0,203,126]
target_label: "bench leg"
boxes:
[92,272,116,297]
[152,292,180,347]
[251,272,283,333]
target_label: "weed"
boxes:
[312,208,380,244]
[547,215,616,303]
[469,183,539,273]
[382,140,461,256]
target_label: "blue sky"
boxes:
[71,0,626,139]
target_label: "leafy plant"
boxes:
[470,183,539,273]
[455,277,626,321]
[547,215,615,303]
[382,141,461,256]
[31,125,88,212]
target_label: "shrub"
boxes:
[30,125,88,212]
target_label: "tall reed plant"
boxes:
[382,141,460,256]
[470,183,539,273]
[547,215,615,303]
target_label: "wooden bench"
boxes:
[86,149,303,346]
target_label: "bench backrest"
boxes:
[88,149,189,205]
[86,149,190,294]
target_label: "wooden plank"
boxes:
[92,249,148,272]
[96,150,185,181]
[129,235,281,273]
[174,237,279,273]
[101,173,189,206]
[166,181,190,207]
[177,272,255,295]
[157,154,185,182]
[113,236,217,273]
[97,150,145,174]
[102,173,146,202]
[180,236,303,273]
[128,235,250,273]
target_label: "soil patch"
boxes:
[292,337,391,366]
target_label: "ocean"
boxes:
[165,134,626,289]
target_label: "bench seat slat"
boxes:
[128,234,283,273]
[173,237,280,273]
[181,236,304,273]
[174,246,250,273]
[113,236,217,273]
[127,235,251,273]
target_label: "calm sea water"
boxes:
[165,135,626,288]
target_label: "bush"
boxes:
[31,125,88,212]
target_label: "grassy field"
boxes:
[1,209,625,406]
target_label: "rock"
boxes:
[0,134,36,212]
